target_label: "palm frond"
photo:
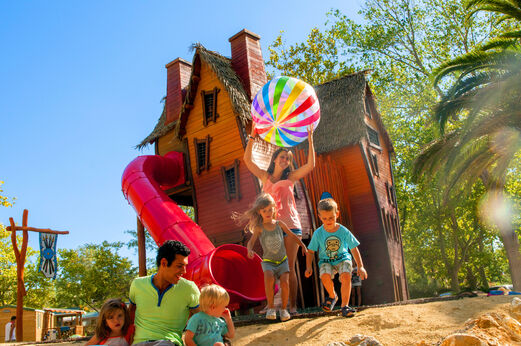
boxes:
[482,37,520,50]
[466,0,521,22]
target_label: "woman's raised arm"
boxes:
[289,126,315,181]
[243,124,268,182]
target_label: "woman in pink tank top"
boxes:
[243,124,315,313]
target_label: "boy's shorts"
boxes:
[319,260,352,277]
[261,259,290,279]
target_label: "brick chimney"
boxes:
[229,29,267,100]
[165,58,192,125]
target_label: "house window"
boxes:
[386,183,397,206]
[201,88,220,126]
[194,135,212,174]
[365,95,373,119]
[366,125,380,147]
[381,208,390,238]
[367,147,379,177]
[221,159,241,201]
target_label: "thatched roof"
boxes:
[136,44,250,149]
[296,71,393,154]
[136,106,172,149]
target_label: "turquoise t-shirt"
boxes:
[186,311,228,346]
[308,224,360,266]
[129,275,200,345]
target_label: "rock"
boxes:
[475,314,499,329]
[326,342,346,346]
[414,341,431,346]
[511,297,521,320]
[440,333,487,346]
[347,334,383,346]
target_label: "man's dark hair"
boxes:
[11,316,16,321]
[156,240,190,267]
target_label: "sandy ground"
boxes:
[10,295,520,346]
[232,295,519,345]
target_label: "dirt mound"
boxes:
[439,297,521,345]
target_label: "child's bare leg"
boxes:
[284,235,300,311]
[279,272,290,309]
[214,343,225,346]
[264,271,276,308]
[320,273,336,299]
[339,273,352,307]
[356,287,362,306]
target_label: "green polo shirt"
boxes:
[129,275,200,345]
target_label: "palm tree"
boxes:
[413,0,521,290]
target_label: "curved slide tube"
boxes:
[121,151,266,307]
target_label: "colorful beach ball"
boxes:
[251,76,320,147]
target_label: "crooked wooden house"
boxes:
[136,29,408,305]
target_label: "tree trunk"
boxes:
[499,226,521,291]
[465,266,477,290]
[479,176,521,291]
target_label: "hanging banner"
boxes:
[39,233,58,279]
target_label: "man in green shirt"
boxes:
[130,240,200,346]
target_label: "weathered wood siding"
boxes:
[364,93,408,301]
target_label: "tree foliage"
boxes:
[413,0,521,289]
[54,241,136,310]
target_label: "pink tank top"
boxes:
[263,179,302,230]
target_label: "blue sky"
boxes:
[0,0,362,264]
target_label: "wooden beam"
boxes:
[137,218,147,277]
[6,226,69,234]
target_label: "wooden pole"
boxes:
[7,209,69,342]
[137,218,147,277]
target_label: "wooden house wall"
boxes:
[327,146,397,304]
[170,61,259,246]
[363,100,408,301]
[0,308,43,342]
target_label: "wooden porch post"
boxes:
[137,218,147,277]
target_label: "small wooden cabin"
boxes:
[1,305,44,342]
[136,29,408,305]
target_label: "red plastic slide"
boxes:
[121,151,266,307]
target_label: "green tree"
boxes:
[0,225,18,305]
[267,0,513,295]
[413,0,521,289]
[54,241,137,310]
[0,181,14,208]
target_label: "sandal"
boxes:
[321,295,338,312]
[341,305,356,317]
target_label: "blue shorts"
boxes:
[283,228,302,237]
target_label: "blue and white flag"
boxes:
[39,233,58,279]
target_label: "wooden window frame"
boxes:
[201,87,220,126]
[364,95,373,119]
[193,135,212,174]
[221,159,241,201]
[367,147,379,177]
[366,124,381,148]
[390,184,397,207]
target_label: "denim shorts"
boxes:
[283,228,302,237]
[319,260,352,277]
[261,259,290,279]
